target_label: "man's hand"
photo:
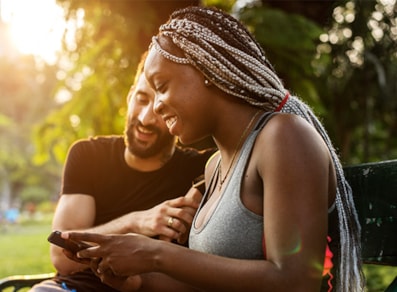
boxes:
[135,186,203,243]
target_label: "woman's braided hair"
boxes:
[151,6,364,291]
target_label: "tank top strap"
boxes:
[231,111,278,184]
[202,111,277,203]
[253,111,277,132]
[237,111,277,163]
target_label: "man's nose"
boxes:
[138,104,157,125]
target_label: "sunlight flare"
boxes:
[1,0,66,63]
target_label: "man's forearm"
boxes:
[85,211,140,235]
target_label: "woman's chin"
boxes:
[178,135,209,147]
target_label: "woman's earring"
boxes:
[204,79,211,86]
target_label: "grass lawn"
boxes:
[0,215,55,278]
[1,215,396,291]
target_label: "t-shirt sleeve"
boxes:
[61,139,96,195]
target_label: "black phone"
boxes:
[48,230,92,253]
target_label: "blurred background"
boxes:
[0,0,396,290]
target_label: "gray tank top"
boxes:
[189,112,274,259]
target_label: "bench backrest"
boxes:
[344,159,397,266]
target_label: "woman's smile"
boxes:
[165,116,178,132]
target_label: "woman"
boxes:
[66,6,364,291]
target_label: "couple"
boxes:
[34,6,364,292]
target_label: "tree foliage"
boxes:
[0,56,60,208]
[238,0,397,163]
[33,0,397,169]
[315,0,397,163]
[35,0,198,164]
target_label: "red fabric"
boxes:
[323,236,334,291]
[275,92,289,112]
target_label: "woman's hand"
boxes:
[63,232,161,277]
[62,241,143,290]
[62,248,92,266]
[91,257,143,291]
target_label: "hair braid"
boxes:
[150,6,364,291]
[282,96,364,291]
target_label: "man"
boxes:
[30,53,214,292]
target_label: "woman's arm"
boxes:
[51,187,202,274]
[66,114,332,291]
[256,113,331,290]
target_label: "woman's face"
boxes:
[144,44,213,145]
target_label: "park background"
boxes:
[0,0,396,290]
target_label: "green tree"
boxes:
[316,0,397,163]
[35,0,199,164]
[237,0,397,163]
[0,55,60,209]
[35,0,397,167]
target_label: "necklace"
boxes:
[218,110,262,191]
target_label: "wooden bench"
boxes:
[1,160,397,291]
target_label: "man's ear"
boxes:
[126,85,136,103]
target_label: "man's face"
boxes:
[124,73,174,158]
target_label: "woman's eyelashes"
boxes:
[154,80,167,94]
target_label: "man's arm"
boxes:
[51,186,202,275]
[50,194,96,275]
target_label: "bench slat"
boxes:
[344,159,397,266]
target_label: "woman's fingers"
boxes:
[62,232,108,259]
[62,248,91,265]
[97,258,111,275]
[64,231,106,244]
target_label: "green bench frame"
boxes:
[1,159,397,291]
[0,273,55,291]
[345,159,397,291]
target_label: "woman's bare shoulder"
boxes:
[255,113,330,169]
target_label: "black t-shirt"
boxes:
[55,135,214,291]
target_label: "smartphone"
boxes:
[48,230,92,253]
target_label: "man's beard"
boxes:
[124,119,174,159]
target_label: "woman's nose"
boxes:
[153,98,164,116]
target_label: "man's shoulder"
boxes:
[68,136,124,158]
[174,146,217,161]
[164,147,216,178]
[71,135,124,148]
